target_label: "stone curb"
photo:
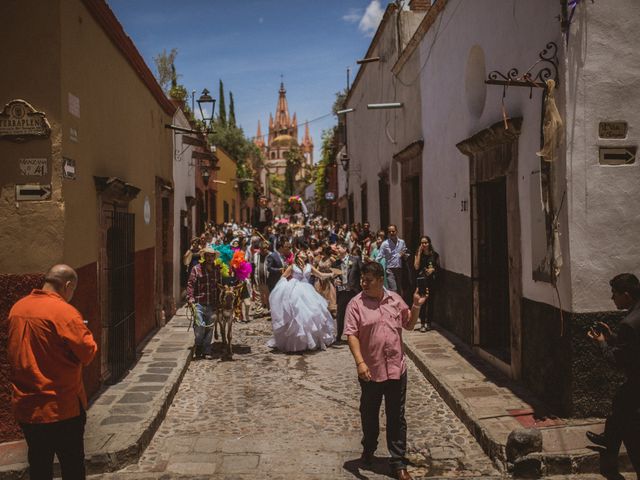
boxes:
[402,339,508,474]
[85,346,192,475]
[0,315,193,480]
[403,335,633,476]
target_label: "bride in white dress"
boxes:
[268,252,336,352]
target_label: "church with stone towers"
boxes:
[254,82,313,194]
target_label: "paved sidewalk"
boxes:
[403,326,633,476]
[0,309,193,479]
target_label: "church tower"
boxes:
[254,82,313,184]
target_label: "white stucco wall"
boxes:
[345,8,424,234]
[416,0,570,309]
[172,108,196,303]
[566,0,640,311]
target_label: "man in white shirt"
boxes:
[379,224,408,298]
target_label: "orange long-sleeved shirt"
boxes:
[7,289,98,424]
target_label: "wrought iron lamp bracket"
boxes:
[485,42,559,96]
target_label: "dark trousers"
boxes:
[387,268,405,298]
[336,290,357,341]
[20,410,86,480]
[359,372,408,471]
[600,384,640,477]
[419,291,435,327]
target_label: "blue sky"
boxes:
[107,0,387,162]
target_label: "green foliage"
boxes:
[283,147,305,197]
[269,175,285,199]
[206,87,257,201]
[332,89,348,114]
[229,92,236,128]
[218,80,227,127]
[314,128,338,211]
[169,83,188,102]
[153,48,178,92]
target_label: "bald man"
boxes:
[8,264,97,480]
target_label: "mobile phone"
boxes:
[417,277,427,296]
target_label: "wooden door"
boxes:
[477,177,510,362]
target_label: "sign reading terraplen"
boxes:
[0,100,51,142]
[15,184,52,201]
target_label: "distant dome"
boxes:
[272,134,298,147]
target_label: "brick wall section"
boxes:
[135,247,156,345]
[71,263,101,399]
[0,273,45,442]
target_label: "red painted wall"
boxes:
[0,273,44,442]
[135,247,156,345]
[71,263,101,399]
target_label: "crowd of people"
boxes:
[182,194,431,478]
[183,195,442,356]
[4,193,637,480]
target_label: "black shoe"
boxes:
[586,430,607,448]
[360,451,374,466]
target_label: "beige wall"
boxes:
[0,1,64,273]
[215,147,238,222]
[60,0,173,268]
[0,0,173,273]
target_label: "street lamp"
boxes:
[200,164,211,186]
[197,88,216,132]
[339,152,350,171]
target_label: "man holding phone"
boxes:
[587,273,640,478]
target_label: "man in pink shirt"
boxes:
[344,261,426,480]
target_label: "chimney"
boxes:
[409,0,430,11]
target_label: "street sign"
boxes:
[63,157,76,179]
[599,121,627,139]
[599,147,636,165]
[15,184,51,201]
[19,158,47,177]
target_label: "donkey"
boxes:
[214,284,243,359]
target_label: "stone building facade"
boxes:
[0,0,176,440]
[345,0,640,417]
[254,83,313,195]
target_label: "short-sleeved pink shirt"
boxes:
[343,289,410,382]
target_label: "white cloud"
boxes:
[358,0,384,37]
[342,8,361,23]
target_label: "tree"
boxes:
[283,147,305,197]
[313,128,337,213]
[153,48,178,93]
[332,88,347,114]
[218,80,227,127]
[229,92,236,128]
[206,88,257,201]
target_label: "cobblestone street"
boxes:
[90,312,499,479]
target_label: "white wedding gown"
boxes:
[267,264,336,352]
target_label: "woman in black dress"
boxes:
[414,235,440,332]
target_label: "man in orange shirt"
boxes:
[7,264,97,480]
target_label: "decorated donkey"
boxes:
[214,283,244,359]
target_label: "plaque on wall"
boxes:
[599,121,628,139]
[0,99,51,142]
